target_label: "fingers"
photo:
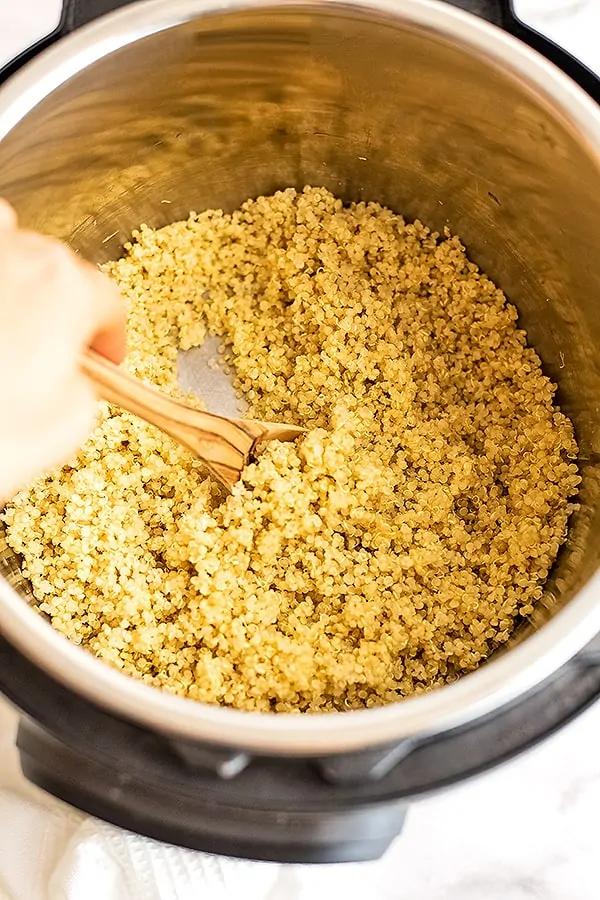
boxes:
[36,240,128,366]
[0,215,128,498]
[80,262,127,364]
[91,325,127,365]
[0,226,127,447]
[0,227,127,366]
[0,373,99,502]
[0,198,17,231]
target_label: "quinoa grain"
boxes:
[2,187,580,712]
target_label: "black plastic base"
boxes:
[18,720,407,864]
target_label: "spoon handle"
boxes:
[80,348,262,487]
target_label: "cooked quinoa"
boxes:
[2,187,580,712]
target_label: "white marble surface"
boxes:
[1,1,600,898]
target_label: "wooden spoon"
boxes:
[80,349,304,489]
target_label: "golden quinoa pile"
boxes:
[2,187,580,712]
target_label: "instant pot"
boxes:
[1,0,600,864]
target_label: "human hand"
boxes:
[0,199,126,501]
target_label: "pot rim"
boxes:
[1,0,600,755]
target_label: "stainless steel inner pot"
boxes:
[1,0,600,755]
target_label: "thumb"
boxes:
[0,198,17,231]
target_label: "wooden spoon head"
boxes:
[199,419,305,489]
[240,420,306,456]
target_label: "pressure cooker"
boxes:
[0,0,600,863]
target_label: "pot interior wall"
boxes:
[1,5,600,648]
